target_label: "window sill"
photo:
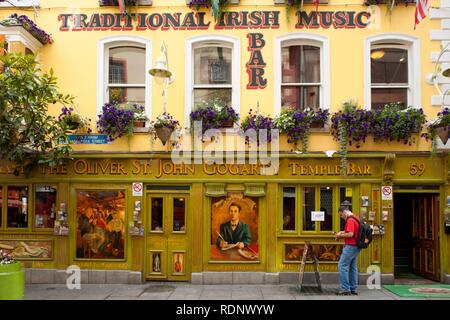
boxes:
[99,0,153,7]
[185,0,239,5]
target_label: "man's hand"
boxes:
[335,231,344,239]
[219,240,228,248]
[236,242,245,249]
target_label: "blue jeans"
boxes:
[338,245,361,292]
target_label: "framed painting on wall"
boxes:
[0,239,53,260]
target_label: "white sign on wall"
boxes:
[132,182,143,197]
[381,186,393,201]
[311,211,325,221]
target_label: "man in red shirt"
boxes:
[335,207,361,295]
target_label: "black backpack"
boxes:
[348,216,373,249]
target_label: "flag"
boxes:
[313,0,319,13]
[414,0,429,29]
[118,0,126,14]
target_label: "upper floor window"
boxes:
[193,44,232,107]
[185,35,240,126]
[97,36,152,116]
[275,34,330,115]
[281,44,320,111]
[0,0,38,7]
[370,45,408,110]
[108,46,145,105]
[365,34,420,110]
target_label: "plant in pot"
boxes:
[0,249,25,300]
[240,109,274,146]
[190,98,239,135]
[422,107,450,152]
[150,112,180,146]
[127,103,148,128]
[331,100,374,175]
[58,106,92,134]
[97,102,134,141]
[372,103,426,145]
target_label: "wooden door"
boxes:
[146,193,189,281]
[412,195,440,281]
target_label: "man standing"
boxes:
[216,203,252,250]
[335,206,361,295]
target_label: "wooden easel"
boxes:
[296,241,322,293]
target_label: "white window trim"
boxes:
[97,36,152,118]
[274,33,330,115]
[185,34,240,128]
[0,0,38,7]
[0,25,42,52]
[364,34,420,110]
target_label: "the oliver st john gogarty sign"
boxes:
[58,10,372,31]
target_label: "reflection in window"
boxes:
[151,198,163,231]
[7,186,28,228]
[173,198,186,232]
[108,46,145,105]
[370,47,408,110]
[281,45,320,111]
[303,187,315,231]
[320,187,333,231]
[35,185,57,229]
[193,45,232,108]
[282,187,295,231]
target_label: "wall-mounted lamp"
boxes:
[427,43,450,99]
[149,42,174,112]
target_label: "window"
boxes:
[370,46,408,110]
[7,186,29,228]
[364,34,420,110]
[34,185,57,229]
[281,45,320,110]
[108,46,145,105]
[193,45,232,107]
[98,37,152,116]
[185,35,240,125]
[303,187,315,231]
[282,187,296,231]
[275,34,330,115]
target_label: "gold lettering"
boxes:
[228,164,239,175]
[144,161,151,175]
[289,162,297,175]
[320,165,327,175]
[185,164,195,175]
[131,160,141,174]
[308,165,315,175]
[155,160,163,178]
[364,165,371,175]
[347,162,355,175]
[251,164,259,175]
[300,165,307,175]
[74,159,87,174]
[162,162,173,175]
[110,163,118,174]
[99,161,110,174]
[173,164,184,174]
[240,164,250,175]
[203,163,215,175]
[217,164,228,175]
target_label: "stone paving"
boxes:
[24,283,450,300]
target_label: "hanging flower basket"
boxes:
[436,126,449,145]
[155,126,174,145]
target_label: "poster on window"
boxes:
[76,190,126,259]
[210,193,259,262]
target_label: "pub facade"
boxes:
[0,0,449,285]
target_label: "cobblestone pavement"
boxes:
[24,283,450,300]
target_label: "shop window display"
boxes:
[34,185,57,229]
[320,186,333,231]
[173,198,186,232]
[303,187,315,231]
[76,190,126,259]
[282,187,295,231]
[151,198,163,231]
[7,186,28,228]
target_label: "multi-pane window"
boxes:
[370,46,408,110]
[281,44,321,111]
[7,186,29,228]
[193,44,232,107]
[108,46,146,105]
[34,185,57,229]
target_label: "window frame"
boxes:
[185,35,240,128]
[33,184,58,232]
[4,184,31,231]
[274,33,330,115]
[364,34,420,110]
[97,36,152,119]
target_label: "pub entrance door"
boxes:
[394,193,440,282]
[145,190,190,281]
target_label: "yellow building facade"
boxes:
[0,0,449,285]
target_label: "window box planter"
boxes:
[0,262,25,300]
[0,14,52,45]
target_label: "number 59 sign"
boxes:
[409,163,425,176]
